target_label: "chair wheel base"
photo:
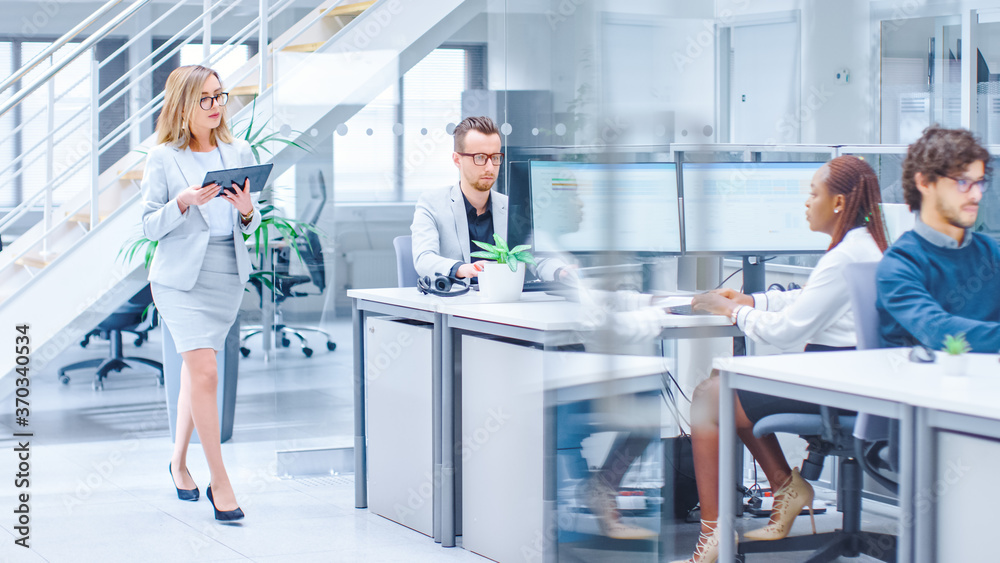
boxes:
[303,348,313,358]
[326,342,336,352]
[59,375,70,385]
[240,347,250,358]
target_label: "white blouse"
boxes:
[190,148,233,237]
[733,227,883,350]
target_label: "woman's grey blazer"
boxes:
[140,140,262,291]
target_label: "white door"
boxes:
[730,20,801,143]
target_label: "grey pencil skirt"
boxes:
[151,236,244,353]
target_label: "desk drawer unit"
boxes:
[365,317,434,536]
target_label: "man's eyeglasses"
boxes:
[199,93,229,111]
[940,173,990,194]
[457,152,504,166]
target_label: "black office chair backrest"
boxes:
[298,230,325,293]
[300,171,328,226]
[99,284,154,331]
[843,261,881,351]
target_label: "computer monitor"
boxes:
[527,161,682,254]
[681,162,830,254]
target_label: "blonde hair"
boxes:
[156,65,234,149]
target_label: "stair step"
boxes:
[282,42,325,53]
[324,0,374,18]
[15,255,54,269]
[67,212,109,224]
[230,84,262,96]
[119,169,143,180]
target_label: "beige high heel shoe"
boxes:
[582,476,658,540]
[670,521,739,563]
[743,467,816,541]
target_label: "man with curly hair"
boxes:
[876,126,1000,352]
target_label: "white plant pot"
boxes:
[478,261,525,303]
[939,353,968,377]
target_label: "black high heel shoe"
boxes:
[169,462,199,501]
[206,486,245,521]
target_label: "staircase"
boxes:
[0,0,483,381]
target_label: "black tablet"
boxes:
[202,163,273,197]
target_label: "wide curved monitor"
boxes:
[528,161,681,254]
[681,162,830,254]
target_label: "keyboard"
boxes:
[667,304,715,316]
[522,280,571,292]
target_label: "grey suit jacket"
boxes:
[140,140,262,291]
[410,183,560,281]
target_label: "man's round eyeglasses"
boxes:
[941,173,990,194]
[457,152,504,166]
[200,93,229,111]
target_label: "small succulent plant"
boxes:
[942,333,971,356]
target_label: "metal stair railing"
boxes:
[0,0,310,275]
[0,0,378,304]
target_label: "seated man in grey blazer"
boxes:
[411,115,566,281]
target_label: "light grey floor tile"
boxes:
[0,318,896,562]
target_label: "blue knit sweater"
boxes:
[876,229,1000,352]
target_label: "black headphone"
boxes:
[417,273,471,297]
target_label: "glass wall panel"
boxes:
[881,15,962,144]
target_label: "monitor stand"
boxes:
[742,255,767,294]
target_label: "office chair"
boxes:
[393,235,418,288]
[844,261,899,493]
[58,285,164,391]
[240,172,335,357]
[737,262,897,562]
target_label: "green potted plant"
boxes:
[470,234,536,303]
[940,332,971,377]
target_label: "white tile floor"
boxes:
[0,320,487,563]
[0,318,894,562]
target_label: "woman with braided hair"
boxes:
[672,156,890,563]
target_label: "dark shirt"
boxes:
[464,190,494,258]
[876,217,1000,352]
[449,191,495,279]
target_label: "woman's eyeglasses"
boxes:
[940,173,990,194]
[199,93,229,111]
[457,152,504,166]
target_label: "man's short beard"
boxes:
[471,179,494,192]
[936,197,976,229]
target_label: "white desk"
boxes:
[349,287,742,551]
[712,349,1000,563]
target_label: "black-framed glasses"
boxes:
[457,152,504,166]
[199,93,229,111]
[940,173,990,194]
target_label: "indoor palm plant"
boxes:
[470,234,536,302]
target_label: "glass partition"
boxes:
[880,15,963,144]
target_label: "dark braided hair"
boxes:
[824,155,889,253]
